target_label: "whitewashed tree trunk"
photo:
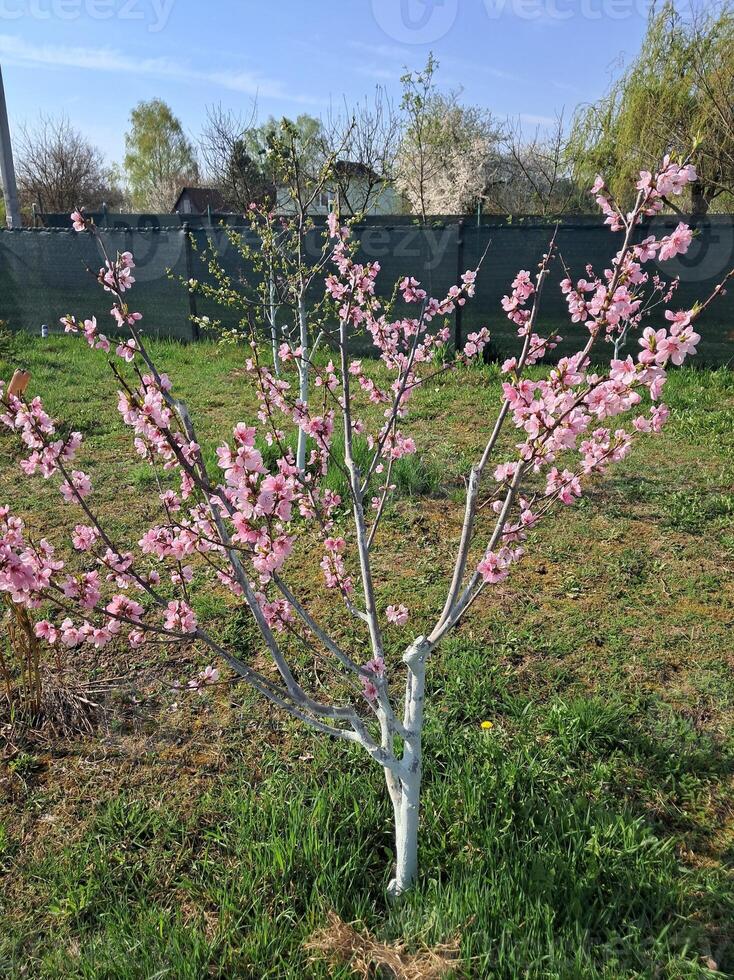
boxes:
[296,292,309,472]
[388,766,422,898]
[387,636,429,898]
[269,265,280,377]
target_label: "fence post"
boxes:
[182,223,199,341]
[454,219,465,350]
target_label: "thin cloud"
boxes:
[519,113,556,128]
[447,57,521,84]
[354,65,400,82]
[0,35,322,106]
[551,79,580,94]
[347,39,414,61]
[347,40,521,85]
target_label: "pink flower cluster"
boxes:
[502,270,535,328]
[320,537,353,595]
[559,223,696,355]
[592,157,697,231]
[463,328,490,359]
[473,159,705,590]
[61,314,111,353]
[361,654,385,700]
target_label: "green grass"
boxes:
[1,335,733,977]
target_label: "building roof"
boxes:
[332,161,384,182]
[172,187,231,214]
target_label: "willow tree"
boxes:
[569,2,734,215]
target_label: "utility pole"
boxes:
[0,65,21,229]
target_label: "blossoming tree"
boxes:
[1,160,727,897]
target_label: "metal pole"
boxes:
[0,66,21,229]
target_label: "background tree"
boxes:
[257,114,327,205]
[684,2,734,210]
[485,115,584,217]
[124,99,199,212]
[396,56,503,218]
[322,87,402,215]
[15,114,123,216]
[187,116,348,470]
[200,104,274,211]
[569,1,734,215]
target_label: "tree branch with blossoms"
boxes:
[0,160,725,900]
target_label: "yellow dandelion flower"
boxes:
[480,720,493,730]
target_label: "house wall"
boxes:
[275,179,403,216]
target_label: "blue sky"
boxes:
[0,0,654,166]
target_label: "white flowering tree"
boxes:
[0,160,728,897]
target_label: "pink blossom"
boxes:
[164,600,198,634]
[59,471,92,503]
[106,594,144,623]
[361,655,385,700]
[545,467,582,505]
[658,224,693,262]
[590,175,605,194]
[463,328,490,359]
[116,339,138,363]
[386,604,409,626]
[60,618,85,648]
[494,462,518,483]
[72,524,99,550]
[34,620,58,644]
[199,665,220,685]
[477,549,510,585]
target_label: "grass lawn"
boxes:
[1,332,733,978]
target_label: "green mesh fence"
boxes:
[0,227,192,340]
[3,215,734,364]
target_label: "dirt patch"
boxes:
[305,911,463,979]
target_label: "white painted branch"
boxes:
[296,292,309,472]
[268,263,280,377]
[438,237,558,628]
